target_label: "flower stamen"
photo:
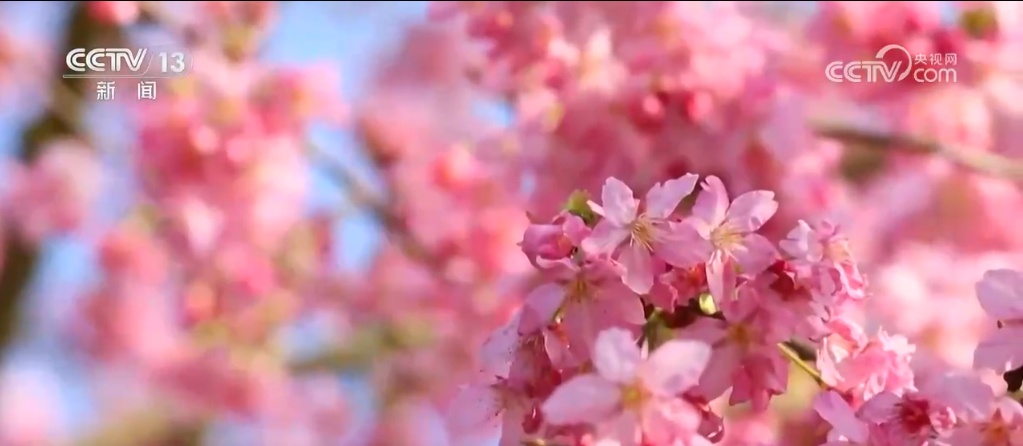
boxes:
[727,323,754,347]
[566,276,590,303]
[981,410,1014,445]
[620,381,650,410]
[710,223,742,250]
[630,215,657,251]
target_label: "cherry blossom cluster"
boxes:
[3,2,1023,445]
[446,176,1023,445]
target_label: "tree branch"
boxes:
[522,439,571,446]
[778,342,826,388]
[0,2,123,363]
[814,122,1023,182]
[73,408,206,446]
[0,7,208,445]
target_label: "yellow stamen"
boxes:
[710,223,742,250]
[620,382,650,410]
[630,215,657,250]
[824,240,852,262]
[566,276,590,303]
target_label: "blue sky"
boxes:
[0,2,436,442]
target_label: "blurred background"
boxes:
[1,2,447,444]
[1,1,1023,445]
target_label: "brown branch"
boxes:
[0,3,123,363]
[0,6,208,446]
[522,439,571,446]
[783,340,817,361]
[815,122,1023,182]
[73,408,206,446]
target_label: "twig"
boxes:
[814,122,1023,182]
[522,439,571,446]
[73,409,206,446]
[777,342,826,388]
[782,340,817,361]
[310,145,451,278]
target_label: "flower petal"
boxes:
[594,411,641,446]
[690,176,729,232]
[599,177,639,226]
[640,339,712,396]
[705,250,737,302]
[920,372,994,421]
[619,243,654,294]
[857,391,902,424]
[693,342,742,402]
[446,384,503,433]
[724,190,778,233]
[778,220,818,260]
[731,233,777,276]
[812,391,869,443]
[521,283,567,333]
[542,374,621,425]
[654,222,714,268]
[976,269,1023,321]
[497,405,529,446]
[479,315,521,377]
[593,327,644,383]
[974,326,1023,372]
[581,220,631,256]
[644,174,699,219]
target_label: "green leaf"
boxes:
[564,190,598,225]
[641,310,674,350]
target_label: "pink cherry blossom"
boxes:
[3,141,102,242]
[684,176,779,301]
[542,328,711,445]
[681,287,791,410]
[974,269,1023,372]
[4,3,1023,445]
[526,258,646,363]
[521,213,591,266]
[857,390,957,445]
[779,219,867,308]
[446,376,532,444]
[581,175,703,294]
[947,396,1023,446]
[816,321,917,404]
[814,372,991,446]
[813,390,870,445]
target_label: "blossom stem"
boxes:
[777,342,826,388]
[521,439,570,446]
